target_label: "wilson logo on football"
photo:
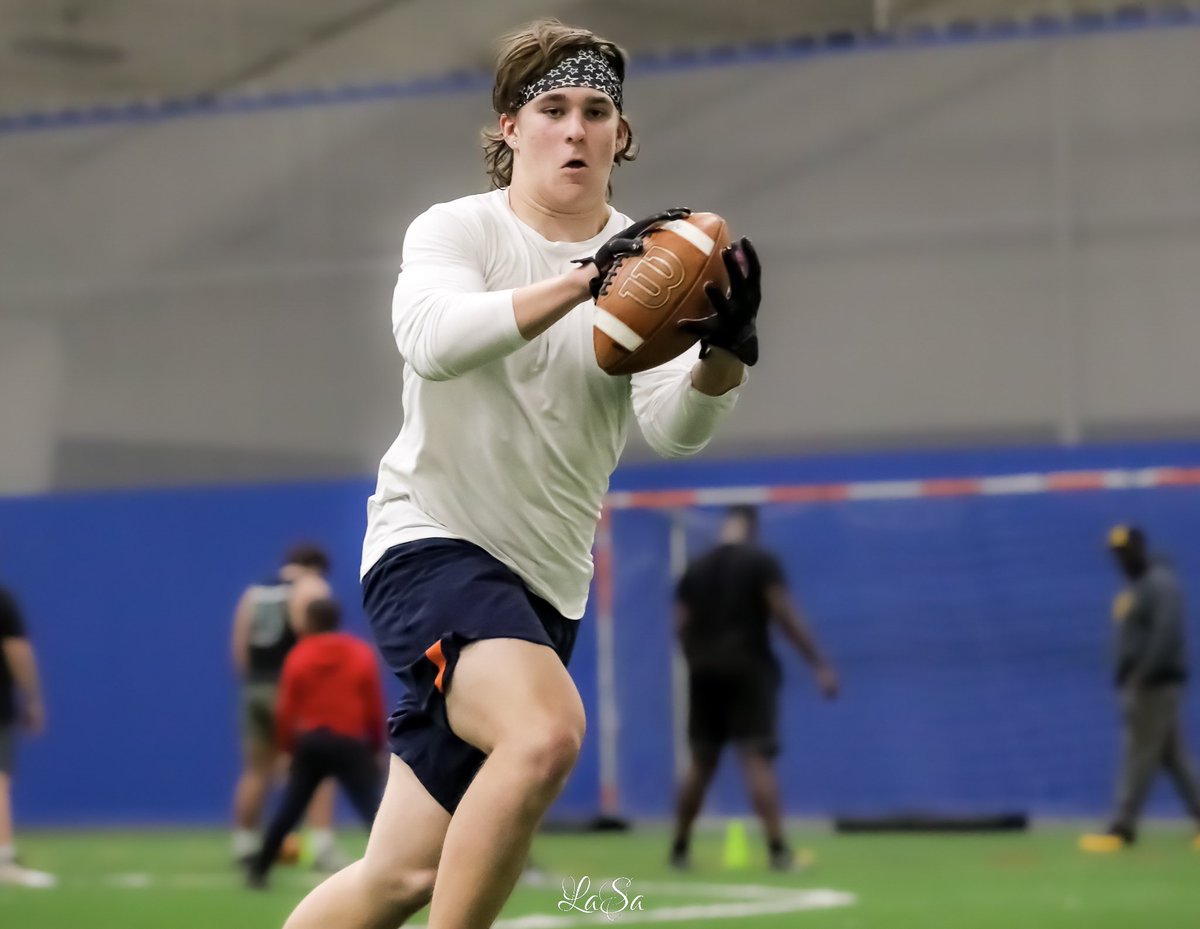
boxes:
[617,246,687,310]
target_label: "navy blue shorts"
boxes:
[362,538,578,813]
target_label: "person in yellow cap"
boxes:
[1080,525,1200,853]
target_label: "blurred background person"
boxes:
[231,543,344,870]
[670,505,840,871]
[1080,525,1200,852]
[246,597,385,889]
[6,2,1200,924]
[0,581,54,888]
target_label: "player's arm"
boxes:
[673,567,696,637]
[629,347,745,457]
[393,206,544,380]
[394,207,691,380]
[690,348,746,397]
[230,589,254,678]
[2,637,45,734]
[683,238,760,396]
[0,591,42,733]
[674,599,691,636]
[628,239,759,456]
[1124,589,1166,688]
[520,210,694,342]
[767,584,839,699]
[512,267,597,340]
[394,206,601,380]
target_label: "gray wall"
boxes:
[2,24,1199,492]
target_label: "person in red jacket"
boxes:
[247,598,386,888]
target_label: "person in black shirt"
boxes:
[0,583,54,887]
[1080,525,1200,853]
[670,505,839,871]
[230,543,339,867]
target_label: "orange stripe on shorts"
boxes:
[425,639,447,692]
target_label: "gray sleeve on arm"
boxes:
[391,206,526,381]
[1129,579,1178,684]
[629,348,746,458]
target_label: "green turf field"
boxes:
[2,823,1196,928]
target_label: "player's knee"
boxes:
[512,721,584,790]
[361,863,436,915]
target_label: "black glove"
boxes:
[573,208,692,300]
[678,237,761,366]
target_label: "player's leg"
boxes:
[736,749,792,868]
[0,770,13,865]
[671,672,724,867]
[670,748,719,868]
[1158,688,1200,824]
[1110,688,1174,841]
[730,668,793,869]
[334,539,580,929]
[233,685,277,861]
[305,779,344,871]
[281,755,448,929]
[0,770,55,888]
[233,745,274,858]
[0,732,54,888]
[328,738,384,828]
[426,637,586,929]
[248,736,328,886]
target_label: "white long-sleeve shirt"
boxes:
[362,189,745,619]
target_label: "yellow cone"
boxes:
[298,831,316,868]
[1078,833,1124,854]
[722,819,751,870]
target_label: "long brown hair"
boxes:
[482,19,638,193]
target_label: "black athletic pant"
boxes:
[251,728,382,877]
[1112,684,1200,837]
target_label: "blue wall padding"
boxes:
[2,440,1199,824]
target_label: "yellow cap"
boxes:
[1108,525,1131,549]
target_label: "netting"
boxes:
[597,474,1200,818]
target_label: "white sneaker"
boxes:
[310,846,351,873]
[0,863,58,888]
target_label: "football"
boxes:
[592,212,731,376]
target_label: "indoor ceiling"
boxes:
[0,0,1189,114]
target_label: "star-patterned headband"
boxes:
[510,49,624,113]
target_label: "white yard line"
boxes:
[104,871,322,890]
[494,891,857,928]
[102,871,858,923]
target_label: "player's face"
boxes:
[503,86,628,208]
[720,513,753,544]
